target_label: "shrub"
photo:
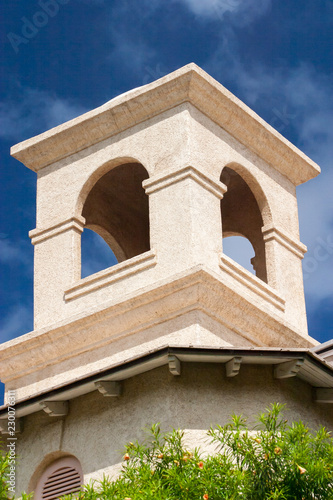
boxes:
[208,403,333,499]
[3,404,332,499]
[63,404,332,500]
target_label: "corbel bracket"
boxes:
[226,357,242,377]
[95,380,122,397]
[40,401,69,417]
[0,418,23,434]
[314,388,333,403]
[274,359,304,379]
[168,355,181,376]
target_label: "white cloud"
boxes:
[0,86,87,141]
[0,239,31,268]
[108,38,156,74]
[0,305,33,343]
[175,0,272,23]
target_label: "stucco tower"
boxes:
[1,64,332,497]
[10,65,321,346]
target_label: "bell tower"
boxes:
[5,63,320,403]
[3,64,333,499]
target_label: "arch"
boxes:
[77,156,149,216]
[220,165,268,282]
[85,224,126,263]
[221,162,272,226]
[29,453,83,498]
[79,160,150,274]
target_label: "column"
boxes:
[143,165,226,274]
[262,223,308,335]
[30,216,85,329]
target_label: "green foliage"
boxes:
[0,441,32,500]
[63,404,333,499]
[0,448,10,500]
[208,403,333,499]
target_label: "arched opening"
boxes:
[81,229,118,278]
[223,235,256,275]
[221,167,267,282]
[81,162,150,277]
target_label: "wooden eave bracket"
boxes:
[169,355,181,376]
[94,380,122,397]
[40,401,69,417]
[314,388,333,403]
[274,359,304,379]
[0,418,23,434]
[226,357,243,377]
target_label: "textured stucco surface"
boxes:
[1,95,318,402]
[7,67,315,338]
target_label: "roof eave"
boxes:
[1,345,332,424]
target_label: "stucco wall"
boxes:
[15,363,333,495]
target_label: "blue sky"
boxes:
[1,0,332,359]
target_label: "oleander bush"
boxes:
[2,403,333,499]
[61,403,333,500]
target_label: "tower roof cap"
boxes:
[11,63,320,184]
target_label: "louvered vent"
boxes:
[42,466,81,500]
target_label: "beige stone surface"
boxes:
[0,267,317,402]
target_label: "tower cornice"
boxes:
[11,63,320,185]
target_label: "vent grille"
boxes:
[42,466,81,500]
